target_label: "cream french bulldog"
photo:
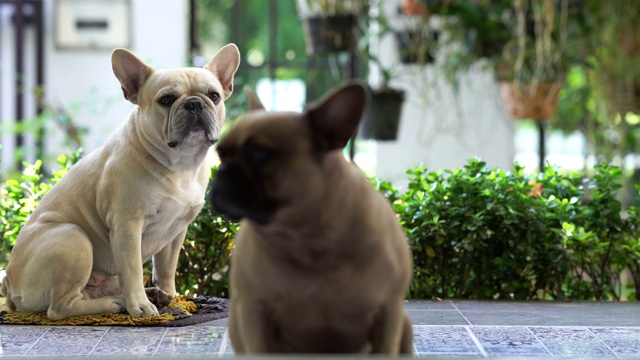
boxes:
[210,83,414,354]
[1,44,240,320]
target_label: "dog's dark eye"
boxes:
[209,92,221,105]
[158,95,176,107]
[242,145,274,167]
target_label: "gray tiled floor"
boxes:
[1,300,640,358]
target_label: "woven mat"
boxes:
[0,295,228,327]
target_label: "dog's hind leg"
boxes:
[46,229,125,320]
[1,277,17,311]
[48,288,125,320]
[8,224,125,320]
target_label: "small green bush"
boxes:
[0,152,81,268]
[376,159,640,301]
[175,167,238,297]
[0,155,235,297]
[2,155,640,301]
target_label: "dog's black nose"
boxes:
[184,97,205,111]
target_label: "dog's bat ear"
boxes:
[244,86,266,111]
[305,82,368,151]
[111,48,154,105]
[205,43,241,99]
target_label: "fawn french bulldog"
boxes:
[1,44,240,320]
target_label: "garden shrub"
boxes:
[2,155,640,301]
[376,159,639,301]
[175,167,238,297]
[0,154,236,297]
[0,152,81,268]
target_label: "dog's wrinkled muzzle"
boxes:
[209,161,276,224]
[167,97,217,148]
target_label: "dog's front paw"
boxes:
[105,296,127,313]
[125,294,160,317]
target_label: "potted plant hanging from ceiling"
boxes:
[394,15,439,65]
[400,0,428,16]
[360,66,406,141]
[587,1,640,117]
[427,0,514,86]
[393,0,440,65]
[297,0,367,55]
[358,6,407,141]
[496,0,575,121]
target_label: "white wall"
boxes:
[1,0,188,172]
[371,0,514,188]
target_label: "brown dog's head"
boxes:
[209,83,367,224]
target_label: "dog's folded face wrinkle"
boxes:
[210,160,277,223]
[168,96,219,148]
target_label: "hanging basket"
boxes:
[604,78,640,115]
[395,30,437,64]
[359,87,406,141]
[499,82,561,120]
[301,14,357,55]
[400,0,428,16]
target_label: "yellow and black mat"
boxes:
[0,295,228,327]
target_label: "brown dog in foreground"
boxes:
[210,83,414,354]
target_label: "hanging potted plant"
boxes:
[296,0,367,55]
[427,0,515,85]
[360,65,406,141]
[358,7,407,141]
[394,15,439,65]
[499,81,562,119]
[587,1,640,116]
[400,0,428,16]
[496,0,574,120]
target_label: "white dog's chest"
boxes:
[140,194,204,256]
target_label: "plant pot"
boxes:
[395,30,438,64]
[360,88,406,141]
[465,27,509,60]
[301,14,357,55]
[473,37,507,59]
[605,78,640,115]
[401,0,428,16]
[618,26,640,55]
[499,82,561,120]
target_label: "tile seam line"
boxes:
[219,327,230,356]
[412,325,640,330]
[451,302,472,325]
[88,326,112,356]
[152,327,170,356]
[525,326,553,357]
[464,325,488,358]
[587,327,621,358]
[22,326,51,356]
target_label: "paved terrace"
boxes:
[1,300,640,359]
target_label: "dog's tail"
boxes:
[1,275,16,311]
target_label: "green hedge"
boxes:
[377,159,640,300]
[2,156,640,300]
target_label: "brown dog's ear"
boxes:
[111,48,154,105]
[204,44,241,99]
[305,83,368,151]
[244,86,266,111]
